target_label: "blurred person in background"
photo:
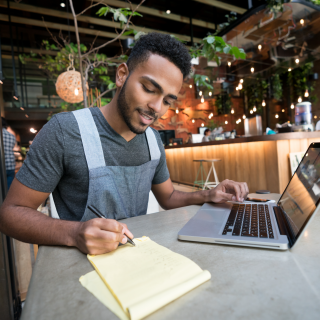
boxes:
[1,117,16,189]
[202,128,211,142]
[186,132,193,144]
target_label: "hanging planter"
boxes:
[55,54,88,103]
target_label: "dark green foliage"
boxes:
[215,93,232,115]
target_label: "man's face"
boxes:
[117,54,183,134]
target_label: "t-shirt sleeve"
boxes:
[16,115,65,193]
[151,129,170,185]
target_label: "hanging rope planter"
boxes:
[55,54,88,103]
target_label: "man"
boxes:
[0,33,248,255]
[1,117,16,189]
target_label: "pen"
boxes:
[87,205,135,246]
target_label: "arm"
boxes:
[0,179,133,255]
[152,178,249,210]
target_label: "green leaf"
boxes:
[123,29,134,36]
[119,13,127,23]
[223,46,231,54]
[132,12,143,17]
[206,36,215,44]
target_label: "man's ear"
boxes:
[116,63,129,88]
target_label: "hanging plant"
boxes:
[215,93,232,115]
[244,75,268,113]
[271,74,282,100]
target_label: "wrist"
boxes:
[202,189,211,203]
[65,221,81,247]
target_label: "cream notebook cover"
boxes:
[80,237,211,320]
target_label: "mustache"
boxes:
[137,108,158,121]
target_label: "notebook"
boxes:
[79,237,211,320]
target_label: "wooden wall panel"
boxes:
[263,141,279,193]
[276,140,291,193]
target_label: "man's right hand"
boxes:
[73,218,134,255]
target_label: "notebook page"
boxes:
[87,237,211,320]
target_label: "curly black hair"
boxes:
[126,32,191,79]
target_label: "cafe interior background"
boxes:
[1,0,320,319]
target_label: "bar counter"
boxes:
[165,131,320,193]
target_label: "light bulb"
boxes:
[209,92,212,96]
[295,58,299,64]
[176,108,179,114]
[275,114,279,118]
[251,67,254,73]
[250,110,253,114]
[210,113,213,117]
[298,96,302,103]
[74,88,79,96]
[304,89,309,97]
[228,61,231,67]
[258,44,262,51]
[201,97,204,103]
[291,103,294,109]
[189,84,192,88]
[262,100,266,107]
[240,79,243,83]
[238,118,241,123]
[225,120,228,124]
[253,106,257,112]
[192,119,195,123]
[300,19,304,25]
[231,109,234,114]
[60,3,65,7]
[236,87,239,91]
[201,123,204,127]
[166,10,171,14]
[238,83,243,90]
[314,115,318,119]
[282,109,285,112]
[243,115,246,119]
[288,68,292,72]
[30,128,35,133]
[199,91,202,96]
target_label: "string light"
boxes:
[251,67,254,73]
[201,123,204,127]
[282,109,285,112]
[225,120,228,124]
[30,128,37,133]
[231,109,234,114]
[250,110,253,114]
[300,19,304,25]
[253,106,257,112]
[209,92,212,96]
[236,87,239,91]
[291,103,294,109]
[240,79,243,83]
[60,3,65,7]
[295,58,299,64]
[262,100,266,107]
[288,68,292,72]
[74,88,79,96]
[201,97,204,103]
[298,96,302,103]
[228,61,231,67]
[238,83,243,90]
[314,115,318,119]
[275,114,279,118]
[238,118,241,123]
[210,113,213,117]
[166,10,171,14]
[189,84,192,88]
[258,44,262,51]
[243,115,246,119]
[192,119,195,123]
[304,89,309,97]
[175,108,179,114]
[199,91,202,96]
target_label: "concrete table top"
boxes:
[21,195,320,320]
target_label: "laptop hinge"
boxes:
[273,206,295,248]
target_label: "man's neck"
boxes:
[99,98,137,142]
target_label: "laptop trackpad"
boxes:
[179,203,231,238]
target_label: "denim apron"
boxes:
[72,108,160,222]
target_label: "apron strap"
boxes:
[145,127,161,161]
[72,108,106,170]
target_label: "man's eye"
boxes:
[143,85,153,93]
[164,100,171,106]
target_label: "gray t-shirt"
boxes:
[16,107,169,221]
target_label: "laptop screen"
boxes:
[278,143,320,241]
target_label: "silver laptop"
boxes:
[178,142,320,250]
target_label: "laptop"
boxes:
[178,142,320,250]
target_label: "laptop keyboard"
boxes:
[222,204,274,239]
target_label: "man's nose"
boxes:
[148,97,162,114]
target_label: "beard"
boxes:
[117,78,158,134]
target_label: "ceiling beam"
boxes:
[93,0,216,29]
[0,1,202,43]
[193,0,247,14]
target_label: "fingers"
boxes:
[119,222,134,239]
[216,179,249,203]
